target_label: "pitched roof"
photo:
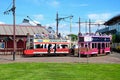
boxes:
[0,24,49,36]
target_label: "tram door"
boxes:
[98,43,101,54]
[102,43,105,53]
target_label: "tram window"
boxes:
[81,43,84,47]
[30,39,33,42]
[106,43,109,47]
[57,45,60,48]
[44,44,47,48]
[106,43,107,47]
[95,43,97,48]
[108,43,109,47]
[102,43,105,49]
[98,43,101,49]
[40,44,43,48]
[88,43,90,48]
[36,44,41,48]
[92,43,94,48]
[61,45,67,48]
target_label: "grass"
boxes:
[0,63,120,80]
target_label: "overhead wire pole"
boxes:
[79,17,80,33]
[12,0,16,61]
[85,20,87,33]
[69,16,73,48]
[4,0,16,60]
[70,16,73,33]
[89,19,91,34]
[56,12,59,36]
[78,17,81,58]
[56,12,73,36]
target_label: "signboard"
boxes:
[79,36,110,42]
[92,37,110,42]
[84,36,92,42]
[0,42,5,49]
[34,39,68,43]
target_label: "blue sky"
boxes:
[0,0,120,35]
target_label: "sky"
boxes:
[0,0,120,35]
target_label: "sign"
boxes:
[0,42,5,49]
[34,39,68,43]
[92,37,110,42]
[84,36,92,42]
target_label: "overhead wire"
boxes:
[3,2,13,15]
[5,2,12,11]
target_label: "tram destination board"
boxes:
[92,37,110,42]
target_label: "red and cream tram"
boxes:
[23,34,70,56]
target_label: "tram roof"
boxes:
[78,33,111,38]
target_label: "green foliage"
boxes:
[116,46,120,50]
[0,63,120,80]
[112,34,116,43]
[112,33,120,43]
[69,34,78,41]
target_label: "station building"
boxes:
[96,14,120,34]
[0,20,49,54]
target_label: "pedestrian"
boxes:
[53,44,56,53]
[48,44,52,53]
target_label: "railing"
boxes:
[0,48,24,55]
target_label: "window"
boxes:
[102,43,105,49]
[95,43,97,48]
[81,43,84,47]
[92,43,94,48]
[108,43,110,47]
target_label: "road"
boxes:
[0,52,120,64]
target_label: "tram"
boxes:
[78,33,112,56]
[23,33,70,56]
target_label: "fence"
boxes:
[0,48,23,55]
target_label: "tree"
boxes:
[112,33,120,43]
[69,34,78,41]
[112,34,116,43]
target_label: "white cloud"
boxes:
[46,22,69,28]
[95,20,105,24]
[87,13,112,32]
[0,21,5,24]
[45,22,80,34]
[33,14,44,21]
[88,13,111,21]
[47,0,60,7]
[70,3,88,7]
[45,22,56,28]
[30,20,40,26]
